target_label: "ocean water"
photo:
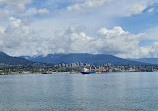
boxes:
[0,72,158,111]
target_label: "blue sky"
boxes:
[119,6,158,33]
[0,0,158,58]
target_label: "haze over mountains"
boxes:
[21,53,149,65]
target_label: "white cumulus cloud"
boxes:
[0,26,5,33]
[0,18,143,58]
[67,0,114,11]
[1,17,158,58]
[0,0,32,11]
[38,8,50,15]
[127,3,147,16]
[148,8,154,13]
[21,8,50,17]
[67,0,158,17]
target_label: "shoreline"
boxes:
[0,71,157,75]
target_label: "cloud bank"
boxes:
[0,17,155,58]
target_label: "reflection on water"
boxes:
[0,72,158,111]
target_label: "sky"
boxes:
[0,0,158,58]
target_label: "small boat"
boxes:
[42,72,52,74]
[81,67,109,74]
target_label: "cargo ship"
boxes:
[81,67,109,74]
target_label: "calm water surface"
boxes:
[0,72,158,111]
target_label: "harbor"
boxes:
[1,72,158,111]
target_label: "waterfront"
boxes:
[0,72,158,111]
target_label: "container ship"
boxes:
[81,67,109,74]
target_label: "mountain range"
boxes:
[0,51,33,65]
[21,53,149,65]
[129,58,158,65]
[0,52,157,65]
